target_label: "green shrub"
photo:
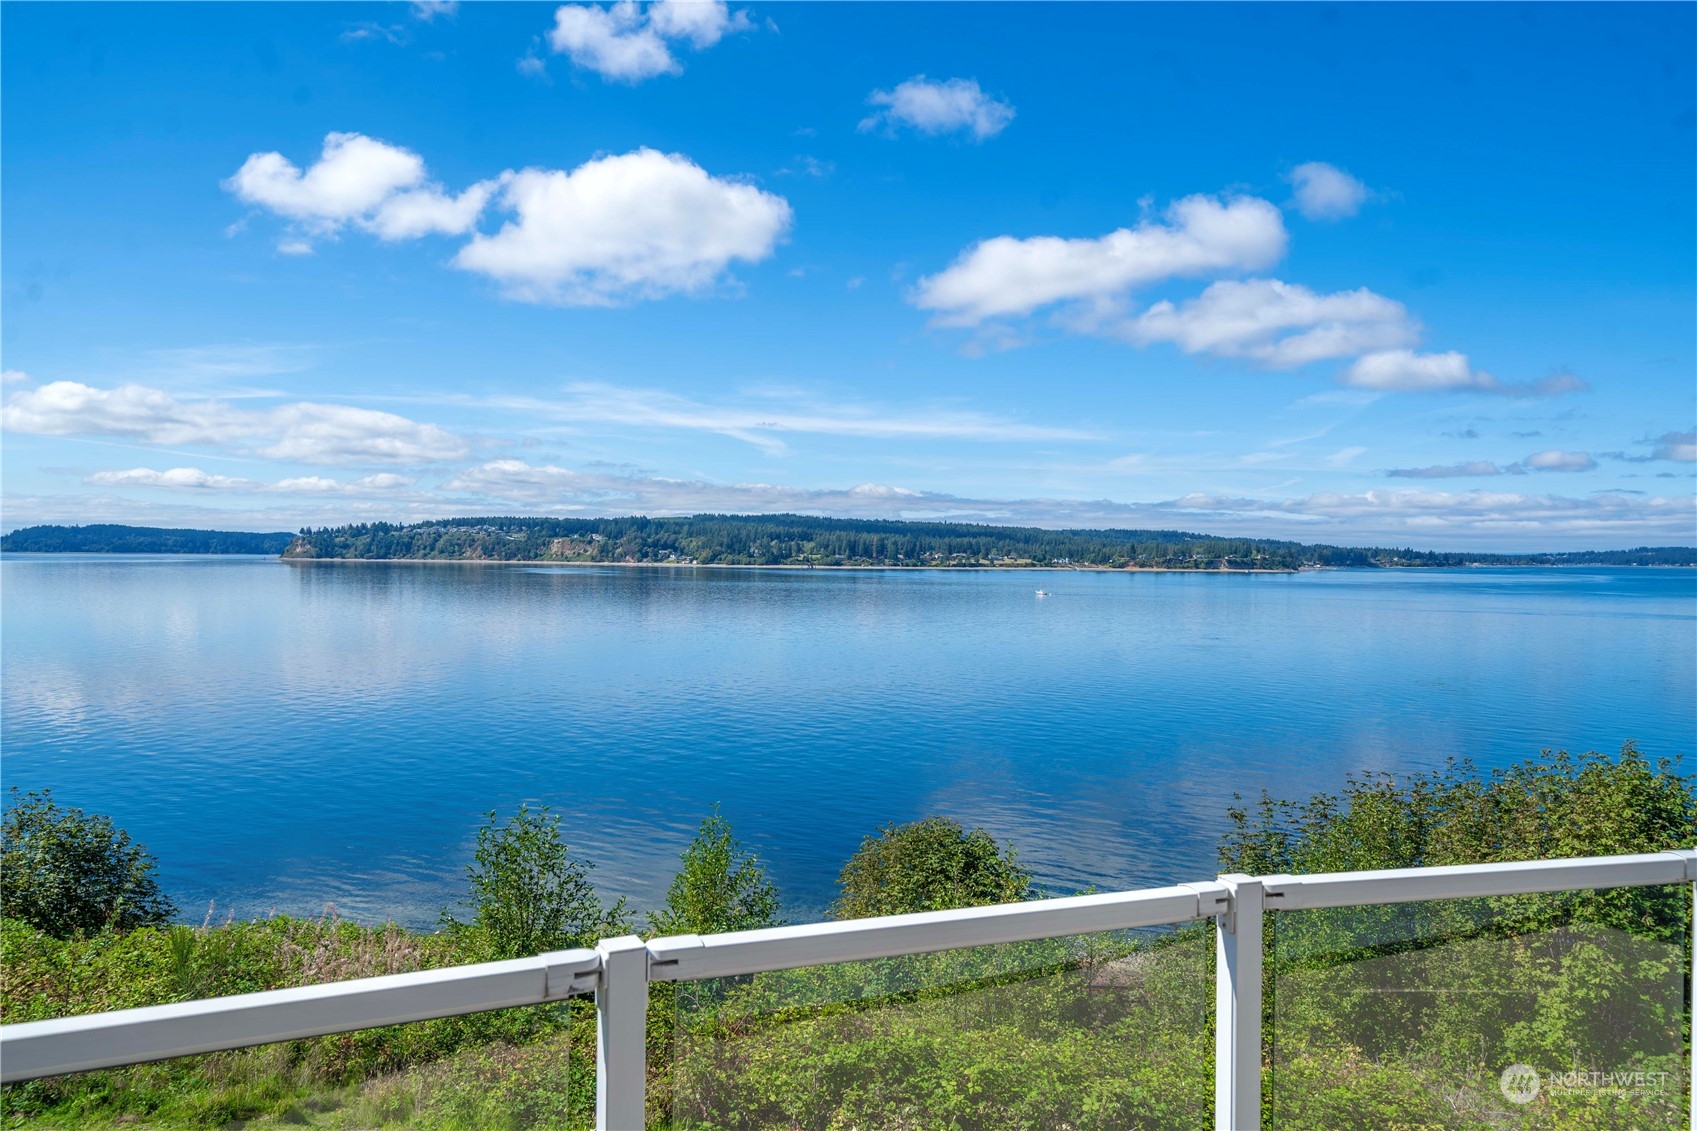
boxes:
[648,808,781,938]
[444,805,630,960]
[829,816,1033,920]
[1,788,176,938]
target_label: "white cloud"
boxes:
[273,473,418,493]
[453,149,792,304]
[86,467,254,490]
[1653,429,1696,462]
[1343,350,1496,393]
[225,132,425,232]
[494,382,1098,453]
[860,76,1015,140]
[546,0,748,82]
[229,136,786,308]
[366,177,510,240]
[1522,449,1597,473]
[2,370,30,386]
[1343,351,1591,398]
[258,403,469,465]
[2,381,469,466]
[1386,461,1506,479]
[1160,488,1695,547]
[412,0,458,20]
[82,468,420,494]
[1288,161,1370,221]
[1122,278,1417,367]
[647,0,744,47]
[914,195,1287,327]
[226,132,506,251]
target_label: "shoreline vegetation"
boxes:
[2,746,1691,1129]
[5,517,1693,569]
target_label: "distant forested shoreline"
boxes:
[284,515,1692,568]
[0,524,294,555]
[6,517,1693,567]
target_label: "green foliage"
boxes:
[672,929,1215,1130]
[0,524,293,554]
[0,789,176,938]
[277,514,1697,569]
[1226,745,1696,1131]
[647,808,781,938]
[447,805,629,961]
[1221,742,1695,878]
[830,816,1033,919]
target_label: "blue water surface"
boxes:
[2,557,1693,927]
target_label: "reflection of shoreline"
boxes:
[277,558,1305,573]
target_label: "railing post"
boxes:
[1215,875,1263,1131]
[595,935,649,1131]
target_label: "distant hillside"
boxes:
[281,515,1697,569]
[1,525,295,555]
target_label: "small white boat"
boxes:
[1034,589,1050,597]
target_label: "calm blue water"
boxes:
[2,557,1693,928]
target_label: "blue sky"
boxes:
[3,1,1693,550]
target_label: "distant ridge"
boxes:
[1,524,294,555]
[277,515,1695,569]
[6,519,1690,566]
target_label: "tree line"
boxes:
[281,514,1697,568]
[1,525,295,555]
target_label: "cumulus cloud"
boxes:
[1653,429,1696,462]
[366,177,510,240]
[545,0,748,82]
[860,76,1015,140]
[2,381,469,466]
[1342,352,1591,398]
[1288,162,1371,221]
[86,467,254,490]
[225,132,499,252]
[1342,350,1495,393]
[453,148,792,304]
[228,134,790,305]
[225,132,426,232]
[914,195,1287,327]
[1121,278,1417,367]
[81,468,420,495]
[1522,449,1596,473]
[2,370,30,386]
[1159,488,1694,547]
[1386,460,1505,479]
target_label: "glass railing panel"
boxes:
[0,917,589,1129]
[0,1002,587,1128]
[664,924,1213,1131]
[1269,884,1691,1130]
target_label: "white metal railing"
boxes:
[2,849,1693,1131]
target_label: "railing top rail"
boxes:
[647,882,1229,982]
[1261,849,1697,911]
[3,849,1692,1087]
[0,947,600,1085]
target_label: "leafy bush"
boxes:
[0,788,176,938]
[445,805,629,961]
[647,808,781,938]
[829,815,1033,919]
